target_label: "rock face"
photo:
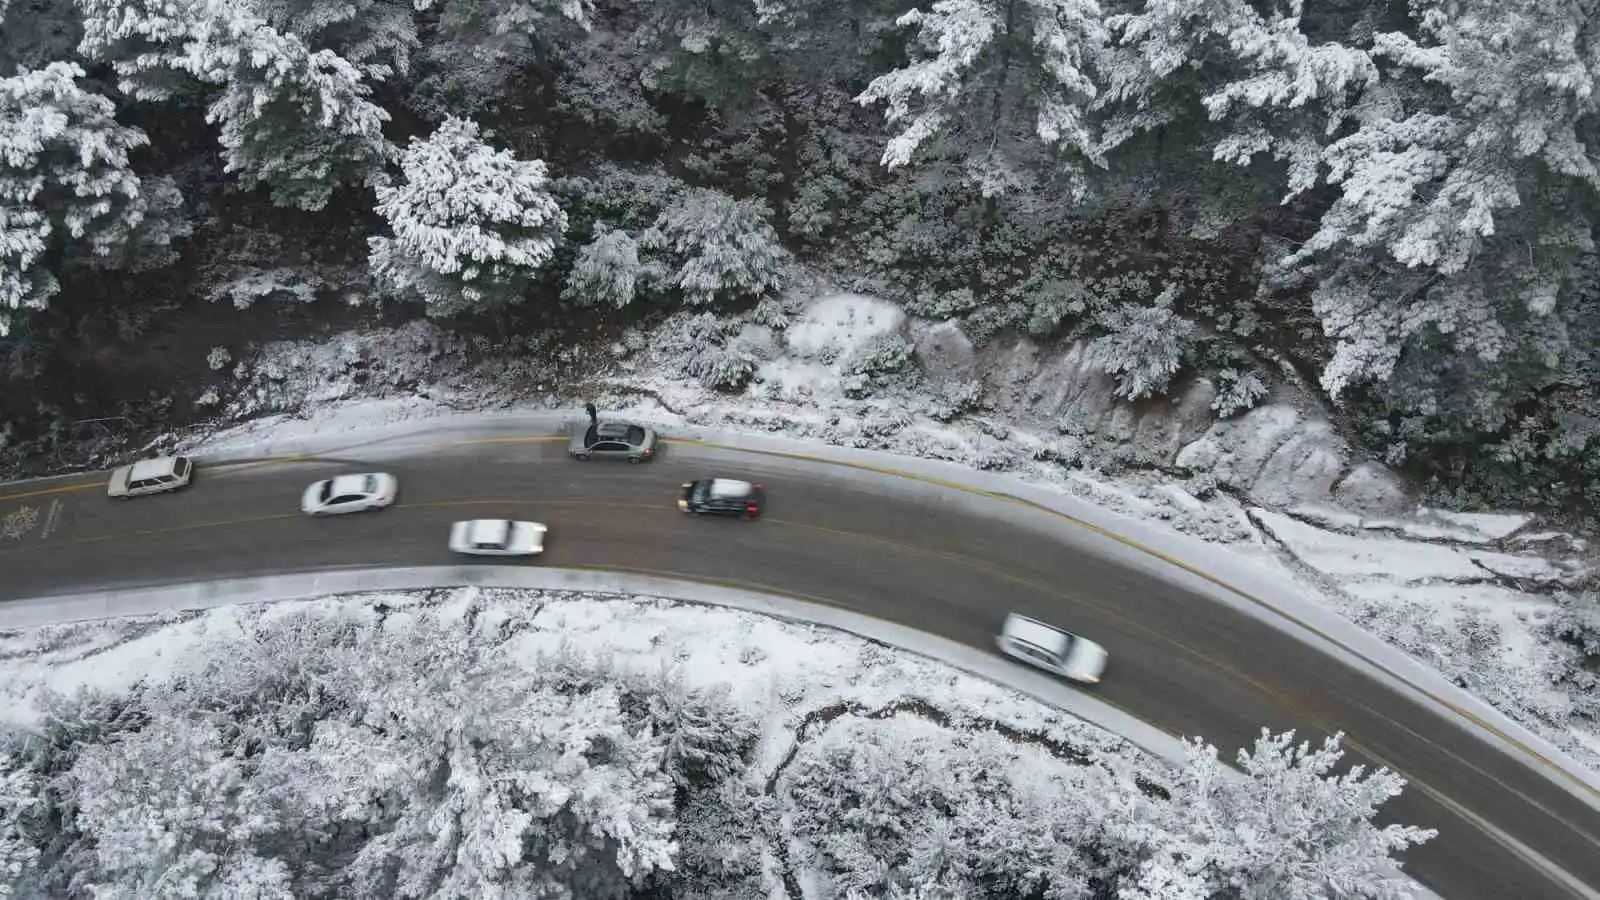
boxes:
[936,327,1410,510]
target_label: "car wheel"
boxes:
[574,453,590,461]
[628,456,642,464]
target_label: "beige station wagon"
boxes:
[107,456,194,499]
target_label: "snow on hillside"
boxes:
[0,587,1435,899]
[156,288,1600,771]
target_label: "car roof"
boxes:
[467,520,509,544]
[329,474,372,494]
[1002,613,1070,655]
[128,458,179,481]
[596,422,632,439]
[708,478,755,499]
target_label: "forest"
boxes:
[0,0,1596,517]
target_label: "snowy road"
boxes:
[2,434,1598,899]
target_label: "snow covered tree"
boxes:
[627,0,772,110]
[369,117,567,316]
[0,0,82,76]
[563,225,656,309]
[856,0,1107,197]
[1127,729,1436,899]
[0,62,188,336]
[0,760,43,892]
[1268,0,1600,403]
[67,717,298,898]
[77,0,394,210]
[407,0,593,117]
[782,717,1108,897]
[253,0,418,80]
[639,188,789,306]
[1085,285,1196,400]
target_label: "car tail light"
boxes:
[747,503,759,514]
[643,447,655,457]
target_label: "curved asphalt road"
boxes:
[2,436,1599,899]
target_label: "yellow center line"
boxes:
[5,429,1593,808]
[671,437,1600,806]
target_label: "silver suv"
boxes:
[568,421,658,463]
[107,456,194,499]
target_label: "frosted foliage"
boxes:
[639,188,788,306]
[563,226,653,309]
[1099,0,1374,188]
[1085,287,1196,400]
[1128,730,1435,900]
[783,719,1102,898]
[856,0,1106,195]
[68,718,298,898]
[252,0,418,80]
[1211,367,1268,418]
[369,117,567,316]
[77,0,393,211]
[0,765,42,891]
[20,611,691,898]
[1281,0,1600,397]
[0,63,171,335]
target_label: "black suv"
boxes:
[679,478,765,518]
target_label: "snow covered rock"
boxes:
[908,319,977,382]
[1333,462,1412,514]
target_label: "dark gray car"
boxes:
[568,421,658,463]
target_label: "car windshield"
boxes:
[318,481,334,503]
[626,425,646,445]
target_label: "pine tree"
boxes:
[639,187,789,306]
[368,117,567,316]
[0,62,187,336]
[856,0,1107,198]
[78,0,394,211]
[1127,729,1436,899]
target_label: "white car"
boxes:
[301,473,398,516]
[996,612,1108,684]
[107,456,194,499]
[449,519,548,556]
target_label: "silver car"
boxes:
[996,612,1108,684]
[449,519,548,556]
[568,421,658,463]
[107,456,194,499]
[301,473,398,516]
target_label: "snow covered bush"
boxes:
[0,62,186,335]
[1348,599,1569,730]
[1129,730,1436,900]
[562,225,656,309]
[1211,367,1269,418]
[840,331,916,398]
[1086,287,1197,401]
[639,187,790,306]
[654,311,763,392]
[368,117,567,316]
[206,266,321,309]
[927,378,984,422]
[782,715,1111,897]
[206,346,232,371]
[1549,590,1600,718]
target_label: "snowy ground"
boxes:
[150,287,1600,772]
[0,587,1436,898]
